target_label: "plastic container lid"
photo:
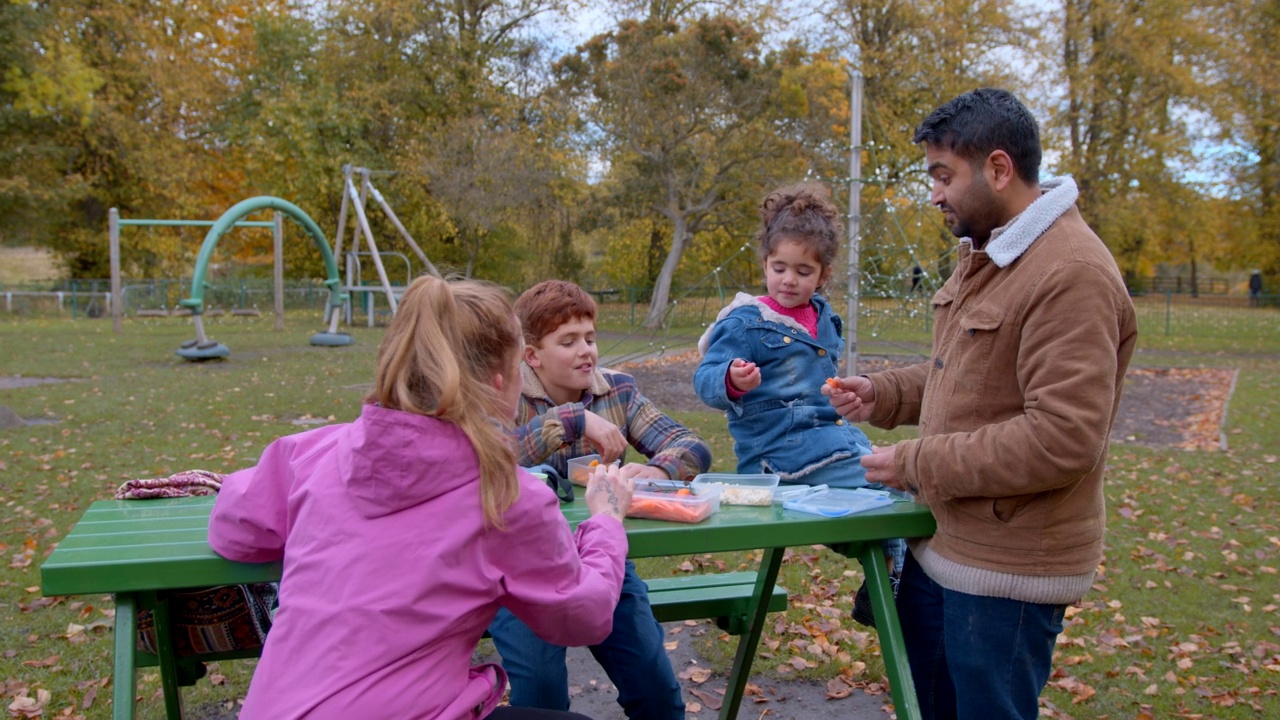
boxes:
[691,473,780,506]
[773,484,828,504]
[782,487,894,517]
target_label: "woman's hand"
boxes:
[585,463,634,522]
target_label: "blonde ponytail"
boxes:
[369,276,522,528]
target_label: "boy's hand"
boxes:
[728,358,761,393]
[824,375,876,422]
[585,463,633,522]
[583,410,628,464]
[618,463,669,482]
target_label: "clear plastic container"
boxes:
[634,479,688,493]
[782,487,893,517]
[773,484,828,504]
[691,473,780,506]
[566,454,603,486]
[626,485,721,523]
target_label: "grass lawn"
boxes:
[1,314,1276,718]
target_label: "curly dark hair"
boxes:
[754,182,842,281]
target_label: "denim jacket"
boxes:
[694,293,871,480]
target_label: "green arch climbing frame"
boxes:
[177,196,352,360]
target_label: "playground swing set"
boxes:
[107,165,443,361]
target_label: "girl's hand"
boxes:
[585,463,633,522]
[728,358,761,393]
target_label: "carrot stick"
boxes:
[627,495,711,523]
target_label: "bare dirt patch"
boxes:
[614,352,1236,451]
[0,376,77,390]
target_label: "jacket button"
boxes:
[934,357,943,369]
[835,418,844,425]
[783,336,792,344]
[818,349,827,356]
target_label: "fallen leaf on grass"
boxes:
[22,654,60,668]
[690,688,722,710]
[63,624,86,643]
[8,689,51,717]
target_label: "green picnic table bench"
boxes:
[43,495,936,720]
[39,497,792,720]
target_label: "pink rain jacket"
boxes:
[209,403,628,719]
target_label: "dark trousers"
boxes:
[896,551,1066,720]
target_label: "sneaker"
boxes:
[851,580,876,629]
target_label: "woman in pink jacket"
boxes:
[209,276,634,720]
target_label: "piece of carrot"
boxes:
[825,377,841,389]
[627,495,710,523]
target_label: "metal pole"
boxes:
[845,68,864,376]
[273,212,285,330]
[349,174,398,314]
[368,183,441,278]
[109,208,122,333]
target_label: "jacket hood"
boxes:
[698,292,824,354]
[341,403,483,518]
[982,176,1079,268]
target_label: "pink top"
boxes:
[209,403,628,719]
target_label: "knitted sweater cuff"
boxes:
[911,540,1095,605]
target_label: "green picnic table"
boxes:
[41,494,935,720]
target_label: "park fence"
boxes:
[0,278,334,319]
[2,280,1277,345]
[594,287,1280,347]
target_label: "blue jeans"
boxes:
[488,561,684,720]
[896,552,1066,720]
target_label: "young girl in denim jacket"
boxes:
[694,182,905,590]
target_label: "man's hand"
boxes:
[582,410,628,463]
[585,463,634,522]
[618,463,668,482]
[823,375,876,422]
[728,358,761,393]
[861,445,904,491]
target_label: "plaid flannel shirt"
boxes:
[512,362,712,482]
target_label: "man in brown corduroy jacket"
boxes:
[826,88,1138,720]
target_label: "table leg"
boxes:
[112,594,139,720]
[718,546,783,720]
[857,543,921,720]
[151,595,186,720]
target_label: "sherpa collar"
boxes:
[980,176,1079,268]
[520,360,611,404]
[697,292,815,355]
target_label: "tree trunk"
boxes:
[643,214,689,328]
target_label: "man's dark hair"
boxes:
[913,88,1042,184]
